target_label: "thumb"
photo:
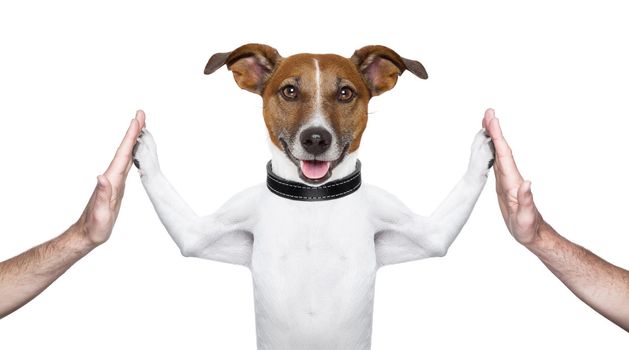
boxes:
[95,175,113,210]
[515,181,537,229]
[81,175,114,246]
[517,181,534,208]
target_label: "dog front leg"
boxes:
[374,129,495,266]
[133,129,256,266]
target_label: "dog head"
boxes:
[205,44,427,184]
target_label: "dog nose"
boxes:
[300,127,332,155]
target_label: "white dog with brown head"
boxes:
[133,43,494,349]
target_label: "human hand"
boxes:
[482,109,544,246]
[75,110,146,247]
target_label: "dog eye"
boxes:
[280,85,298,100]
[337,86,355,102]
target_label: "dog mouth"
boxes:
[279,139,349,184]
[300,160,331,180]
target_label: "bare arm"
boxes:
[0,110,145,318]
[0,225,93,318]
[483,108,629,331]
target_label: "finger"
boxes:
[124,110,146,174]
[135,109,146,130]
[105,114,142,177]
[487,117,523,183]
[482,108,494,130]
[486,116,511,159]
[125,156,134,174]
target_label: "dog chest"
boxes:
[250,189,377,348]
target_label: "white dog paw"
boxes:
[467,129,495,180]
[132,128,160,177]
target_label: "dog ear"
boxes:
[204,43,282,95]
[350,45,427,96]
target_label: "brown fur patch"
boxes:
[262,54,370,153]
[205,44,427,156]
[351,45,428,96]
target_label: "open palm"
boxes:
[77,110,146,245]
[482,109,543,245]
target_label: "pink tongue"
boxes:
[300,160,331,180]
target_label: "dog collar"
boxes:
[266,160,362,201]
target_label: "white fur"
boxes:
[314,58,322,108]
[134,128,493,349]
[269,136,358,184]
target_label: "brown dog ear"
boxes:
[350,45,427,96]
[204,43,282,94]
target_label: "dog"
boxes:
[133,44,495,349]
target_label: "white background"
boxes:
[1,0,628,348]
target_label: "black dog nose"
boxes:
[300,127,332,155]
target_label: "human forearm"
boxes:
[483,109,629,331]
[0,112,143,319]
[0,223,96,318]
[525,222,629,331]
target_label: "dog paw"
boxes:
[467,129,496,180]
[132,128,160,178]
